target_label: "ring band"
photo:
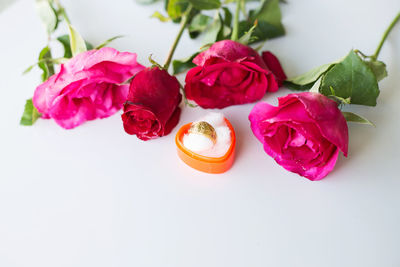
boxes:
[188,121,217,144]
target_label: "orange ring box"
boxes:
[175,118,236,174]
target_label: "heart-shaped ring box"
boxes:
[175,118,236,174]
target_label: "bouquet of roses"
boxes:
[21,0,399,181]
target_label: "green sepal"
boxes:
[238,21,258,45]
[148,54,164,69]
[57,34,94,58]
[67,24,87,56]
[95,35,124,49]
[342,111,375,127]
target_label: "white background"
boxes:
[1,0,400,266]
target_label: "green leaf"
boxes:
[57,34,72,58]
[167,0,188,20]
[95,35,124,49]
[364,60,388,82]
[172,52,199,74]
[240,0,285,43]
[38,46,55,82]
[320,50,380,106]
[283,81,314,91]
[85,41,94,50]
[287,63,333,85]
[189,14,212,38]
[341,112,375,126]
[67,24,87,56]
[35,0,58,35]
[203,12,222,44]
[151,11,171,22]
[221,7,232,27]
[217,19,232,40]
[20,99,41,126]
[188,0,221,10]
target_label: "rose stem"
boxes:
[371,11,400,61]
[163,4,193,70]
[53,0,71,24]
[231,0,242,41]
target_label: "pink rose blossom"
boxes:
[33,47,144,129]
[249,92,348,180]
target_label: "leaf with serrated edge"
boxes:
[365,60,388,82]
[342,112,375,127]
[321,50,380,106]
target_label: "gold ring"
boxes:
[188,121,217,144]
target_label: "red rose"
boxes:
[121,67,182,141]
[261,51,287,87]
[184,40,286,109]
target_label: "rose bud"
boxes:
[122,67,182,141]
[33,47,145,129]
[249,92,348,181]
[184,40,286,109]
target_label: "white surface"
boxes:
[0,0,16,13]
[1,0,400,266]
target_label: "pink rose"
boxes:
[122,67,182,141]
[33,47,144,129]
[249,92,348,180]
[184,40,286,109]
